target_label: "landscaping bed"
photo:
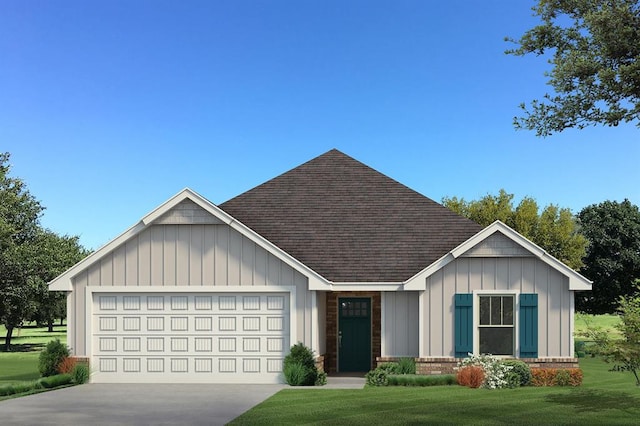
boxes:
[230,357,640,425]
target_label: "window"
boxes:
[478,295,514,355]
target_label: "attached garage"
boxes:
[90,291,290,383]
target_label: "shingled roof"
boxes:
[219,149,482,282]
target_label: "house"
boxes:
[49,149,591,383]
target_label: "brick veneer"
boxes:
[325,291,381,373]
[377,357,580,375]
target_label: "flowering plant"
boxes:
[457,354,513,389]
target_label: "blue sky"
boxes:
[2,0,638,251]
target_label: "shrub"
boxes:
[72,363,90,384]
[574,340,586,358]
[37,374,73,389]
[458,354,512,389]
[531,368,583,387]
[283,362,311,386]
[315,370,327,386]
[501,360,532,387]
[366,366,391,386]
[57,356,77,374]
[387,374,457,387]
[39,339,70,377]
[531,368,558,386]
[283,343,318,386]
[396,357,416,375]
[457,366,485,388]
[567,368,584,386]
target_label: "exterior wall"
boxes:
[381,292,419,357]
[68,223,314,357]
[325,291,381,373]
[420,257,572,359]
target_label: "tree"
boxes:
[577,200,640,313]
[506,0,640,136]
[28,230,88,332]
[0,152,43,350]
[443,189,587,270]
[583,288,640,386]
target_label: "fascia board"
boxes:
[329,283,404,291]
[402,220,592,292]
[48,221,147,291]
[49,188,332,292]
[141,188,233,226]
[403,253,455,290]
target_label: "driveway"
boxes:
[0,383,284,425]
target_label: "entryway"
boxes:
[338,297,371,372]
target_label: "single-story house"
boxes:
[49,149,591,383]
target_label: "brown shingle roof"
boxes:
[219,149,482,282]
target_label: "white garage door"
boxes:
[91,292,290,383]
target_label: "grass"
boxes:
[0,324,66,385]
[231,358,640,425]
[574,313,621,340]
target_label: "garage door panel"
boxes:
[92,292,290,383]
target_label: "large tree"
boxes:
[0,152,43,350]
[29,230,89,332]
[577,200,640,314]
[506,0,640,136]
[443,189,587,270]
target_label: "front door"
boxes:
[338,298,371,372]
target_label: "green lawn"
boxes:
[231,358,640,425]
[574,313,621,339]
[0,325,66,385]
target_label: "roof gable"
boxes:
[405,221,592,291]
[49,188,328,291]
[220,149,482,282]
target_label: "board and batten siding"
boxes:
[68,223,315,356]
[382,292,419,357]
[420,256,572,358]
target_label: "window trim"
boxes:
[473,290,520,357]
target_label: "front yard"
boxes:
[231,357,640,425]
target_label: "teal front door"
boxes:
[338,298,371,372]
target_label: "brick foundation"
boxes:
[326,291,381,373]
[377,357,581,375]
[315,354,325,373]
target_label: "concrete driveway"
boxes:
[0,383,284,425]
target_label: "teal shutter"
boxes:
[519,294,538,358]
[454,294,473,358]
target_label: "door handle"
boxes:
[338,331,342,348]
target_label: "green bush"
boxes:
[555,369,571,386]
[38,374,73,389]
[39,339,70,377]
[396,357,416,375]
[501,360,532,387]
[574,340,586,358]
[72,363,90,384]
[315,370,327,386]
[366,367,390,386]
[283,343,318,386]
[283,362,311,386]
[387,374,457,386]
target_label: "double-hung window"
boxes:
[478,295,514,356]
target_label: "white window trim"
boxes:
[472,290,520,358]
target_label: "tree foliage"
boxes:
[577,199,640,313]
[582,289,640,385]
[506,0,640,136]
[442,189,587,270]
[0,152,87,350]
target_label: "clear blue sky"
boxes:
[2,0,638,251]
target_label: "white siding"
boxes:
[382,292,419,357]
[420,257,572,358]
